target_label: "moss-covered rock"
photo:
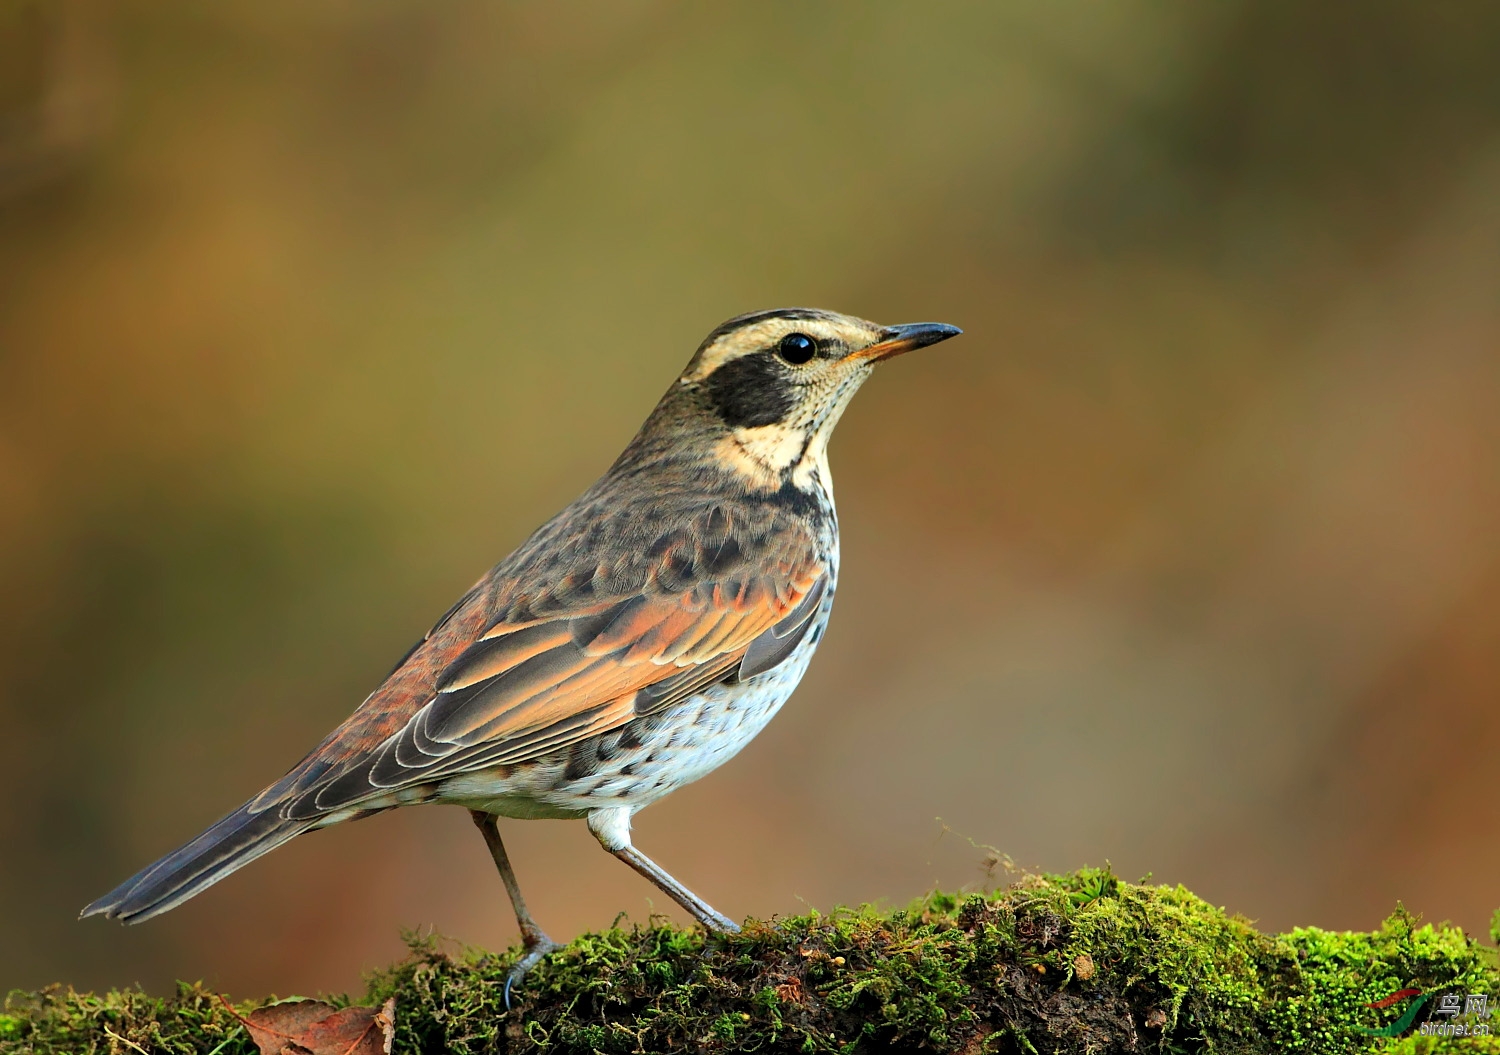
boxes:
[4,869,1497,1054]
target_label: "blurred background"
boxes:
[3,0,1499,1000]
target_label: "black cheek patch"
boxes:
[705,352,797,428]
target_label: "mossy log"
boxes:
[4,869,1498,1054]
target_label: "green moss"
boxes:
[1270,908,1498,1052]
[0,981,258,1055]
[1382,1036,1500,1055]
[5,870,1497,1054]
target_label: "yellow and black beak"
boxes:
[852,321,963,363]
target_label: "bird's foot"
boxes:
[503,932,562,1010]
[699,908,740,934]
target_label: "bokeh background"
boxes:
[3,0,1499,999]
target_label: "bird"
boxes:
[82,307,962,997]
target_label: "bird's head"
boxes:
[630,308,961,492]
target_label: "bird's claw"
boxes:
[702,911,740,934]
[503,934,562,1010]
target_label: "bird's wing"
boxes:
[250,503,825,820]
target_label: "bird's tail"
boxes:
[80,801,316,924]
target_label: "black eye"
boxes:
[777,332,817,364]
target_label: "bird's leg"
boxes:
[469,810,560,1007]
[587,806,740,933]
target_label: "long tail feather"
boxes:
[80,804,315,924]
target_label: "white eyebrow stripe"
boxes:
[685,316,883,382]
[685,320,791,381]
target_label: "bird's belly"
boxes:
[436,614,825,819]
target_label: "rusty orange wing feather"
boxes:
[253,505,826,821]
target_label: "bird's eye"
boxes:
[777,332,817,365]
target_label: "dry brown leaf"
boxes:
[237,997,395,1055]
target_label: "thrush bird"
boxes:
[83,307,962,994]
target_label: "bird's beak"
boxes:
[852,321,964,363]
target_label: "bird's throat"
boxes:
[714,423,831,493]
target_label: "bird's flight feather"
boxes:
[254,495,825,820]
